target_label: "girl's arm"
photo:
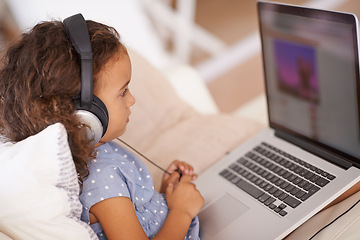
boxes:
[90,174,204,240]
[153,174,204,240]
[90,197,148,239]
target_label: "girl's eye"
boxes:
[120,88,128,97]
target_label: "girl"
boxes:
[0,17,203,239]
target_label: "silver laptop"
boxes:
[195,1,360,239]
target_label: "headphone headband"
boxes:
[63,13,93,108]
[62,14,109,144]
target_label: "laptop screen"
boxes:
[258,2,360,163]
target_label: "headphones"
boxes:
[63,13,109,145]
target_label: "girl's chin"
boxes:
[118,128,127,137]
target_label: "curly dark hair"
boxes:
[0,19,126,182]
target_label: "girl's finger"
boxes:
[166,182,174,196]
[179,174,193,183]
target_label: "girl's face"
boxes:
[94,52,135,146]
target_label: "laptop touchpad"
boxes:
[199,193,249,236]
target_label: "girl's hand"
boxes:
[160,160,198,193]
[165,174,204,220]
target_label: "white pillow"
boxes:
[0,123,97,240]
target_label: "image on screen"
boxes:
[274,39,319,104]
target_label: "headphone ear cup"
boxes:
[76,109,104,144]
[74,95,109,145]
[91,95,109,134]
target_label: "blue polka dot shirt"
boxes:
[80,141,200,239]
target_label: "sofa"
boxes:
[120,50,264,191]
[0,50,359,239]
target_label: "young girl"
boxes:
[0,17,203,239]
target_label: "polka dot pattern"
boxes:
[79,141,199,240]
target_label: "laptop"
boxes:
[195,1,360,239]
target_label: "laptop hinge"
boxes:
[275,129,354,170]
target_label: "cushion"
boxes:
[0,123,97,240]
[123,49,198,151]
[129,115,263,190]
[121,50,264,189]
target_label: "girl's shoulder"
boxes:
[95,141,134,161]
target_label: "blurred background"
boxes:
[0,0,359,120]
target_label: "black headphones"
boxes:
[63,13,109,144]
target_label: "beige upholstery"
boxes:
[120,50,264,190]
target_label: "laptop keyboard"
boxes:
[219,142,336,217]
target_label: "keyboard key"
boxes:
[255,178,264,186]
[292,177,302,185]
[283,195,301,208]
[327,174,336,180]
[290,187,300,196]
[279,203,287,209]
[299,169,310,177]
[303,182,315,191]
[219,169,231,178]
[315,168,323,174]
[258,193,270,203]
[280,181,290,190]
[295,190,306,199]
[285,184,295,192]
[273,166,283,174]
[298,180,308,188]
[264,184,273,192]
[315,177,330,187]
[237,157,246,164]
[275,178,285,186]
[259,181,268,189]
[261,171,270,178]
[278,192,289,200]
[321,171,329,177]
[294,166,304,174]
[279,210,288,216]
[270,176,280,183]
[269,186,278,195]
[264,196,276,206]
[301,185,320,201]
[287,174,297,182]
[269,203,277,209]
[304,171,315,180]
[266,173,275,181]
[283,171,292,179]
[274,207,282,213]
[235,179,264,199]
[230,176,241,184]
[274,189,283,198]
[250,175,259,183]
